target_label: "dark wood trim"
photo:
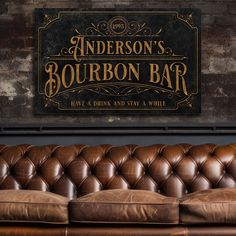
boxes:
[0,124,236,135]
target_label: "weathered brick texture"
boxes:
[0,0,235,124]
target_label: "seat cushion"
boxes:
[69,189,179,224]
[0,190,69,224]
[180,188,236,224]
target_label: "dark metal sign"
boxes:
[34,9,201,114]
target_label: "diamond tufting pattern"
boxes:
[0,143,236,199]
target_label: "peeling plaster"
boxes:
[12,54,32,72]
[203,43,230,56]
[213,88,228,97]
[207,57,236,74]
[227,57,236,72]
[0,81,17,99]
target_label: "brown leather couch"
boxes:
[0,143,236,236]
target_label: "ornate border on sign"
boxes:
[84,16,162,36]
[45,82,182,97]
[178,13,194,28]
[37,11,199,111]
[42,13,60,27]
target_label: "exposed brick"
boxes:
[0,39,11,48]
[206,57,236,74]
[0,0,236,124]
[0,14,31,31]
[7,3,51,15]
[230,36,236,58]
[0,49,12,61]
[0,17,13,26]
[9,54,32,73]
[24,37,33,47]
[180,2,227,14]
[0,95,31,119]
[0,3,8,14]
[0,26,12,39]
[14,14,32,26]
[15,49,33,58]
[228,4,236,14]
[215,16,236,26]
[41,1,90,8]
[201,28,231,60]
[202,15,216,27]
[0,27,33,40]
[203,74,236,97]
[0,96,10,119]
[126,1,181,8]
[5,0,33,4]
[11,39,26,49]
[14,27,33,38]
[0,79,17,98]
[32,0,47,3]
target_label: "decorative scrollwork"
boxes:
[60,36,78,56]
[85,17,161,36]
[44,97,57,108]
[179,97,193,108]
[43,14,58,26]
[178,13,194,27]
[60,47,70,56]
[75,29,82,35]
[86,21,110,36]
[128,22,152,36]
[54,16,181,61]
[64,83,181,97]
[84,84,150,96]
[164,47,173,56]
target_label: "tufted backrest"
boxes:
[0,143,236,199]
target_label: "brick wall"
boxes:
[0,0,235,125]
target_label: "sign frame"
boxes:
[34,9,201,114]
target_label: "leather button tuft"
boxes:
[90,168,94,175]
[1,143,236,199]
[8,167,14,175]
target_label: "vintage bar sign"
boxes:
[34,9,201,114]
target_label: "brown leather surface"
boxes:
[0,143,236,234]
[0,190,68,224]
[67,226,236,236]
[69,189,179,224]
[67,226,188,236]
[188,227,236,236]
[0,226,66,236]
[0,143,236,198]
[180,188,236,224]
[0,226,236,236]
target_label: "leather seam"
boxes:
[71,202,178,205]
[0,201,68,205]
